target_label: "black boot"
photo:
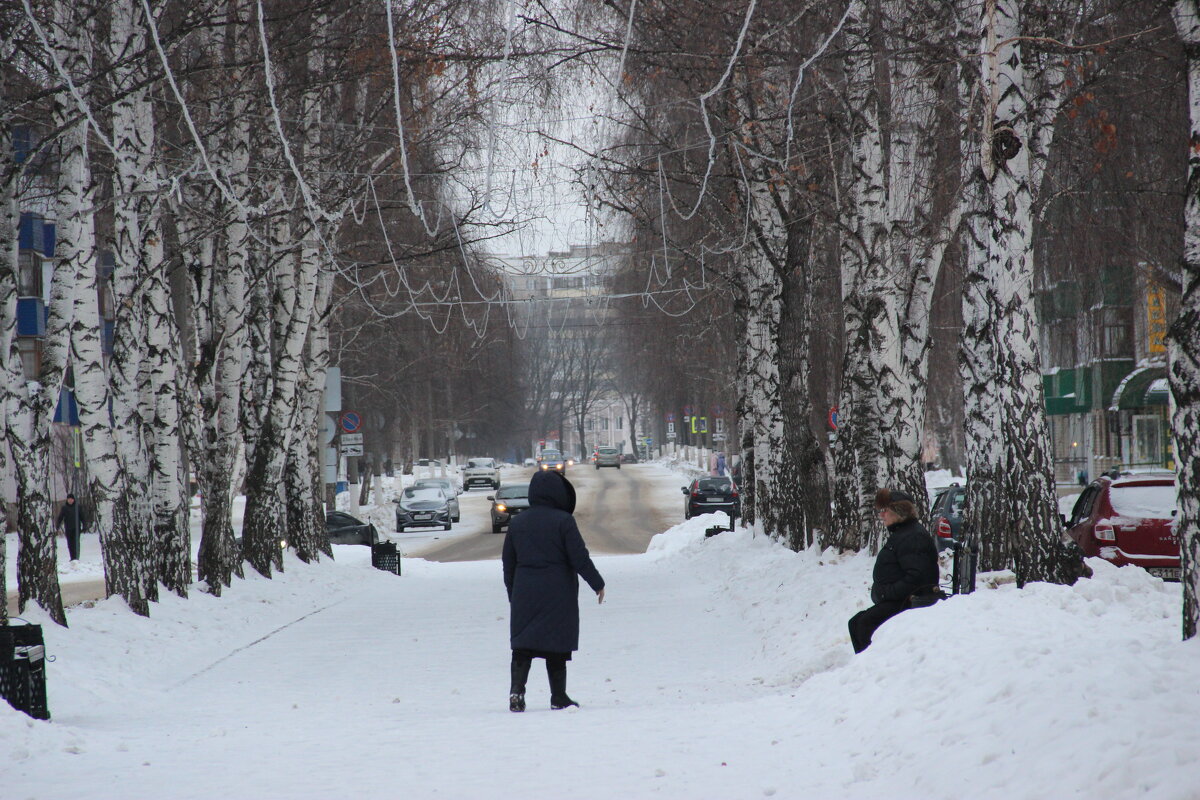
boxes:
[547,661,578,710]
[509,652,531,712]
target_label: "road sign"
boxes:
[667,432,677,441]
[712,433,726,442]
[341,433,363,445]
[340,443,364,457]
[321,414,338,445]
[340,411,362,433]
[828,406,838,431]
[644,437,654,446]
[666,413,675,423]
[667,422,675,435]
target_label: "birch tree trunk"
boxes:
[1170,0,1200,640]
[109,0,173,603]
[956,0,1076,584]
[832,0,894,552]
[193,7,253,593]
[242,207,321,576]
[733,284,755,527]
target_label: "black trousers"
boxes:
[848,599,908,654]
[510,651,568,694]
[64,528,81,561]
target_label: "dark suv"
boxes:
[928,484,965,553]
[682,476,739,519]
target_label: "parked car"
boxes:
[682,476,740,519]
[537,449,566,472]
[462,457,501,490]
[411,478,461,522]
[620,453,638,464]
[523,457,536,467]
[394,486,452,532]
[594,446,622,469]
[1065,472,1179,580]
[928,483,966,553]
[489,484,531,533]
[325,511,378,546]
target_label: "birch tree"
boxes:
[1170,0,1200,639]
[830,0,961,552]
[955,0,1078,583]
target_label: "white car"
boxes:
[462,457,501,490]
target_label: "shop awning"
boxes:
[1109,365,1168,410]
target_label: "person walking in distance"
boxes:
[847,487,941,654]
[503,469,605,711]
[56,493,84,561]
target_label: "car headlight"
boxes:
[541,464,547,470]
[496,503,507,512]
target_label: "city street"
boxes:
[413,462,687,562]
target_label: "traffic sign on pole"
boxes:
[340,411,362,434]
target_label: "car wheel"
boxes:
[443,522,452,531]
[493,482,500,490]
[462,484,469,492]
[453,515,460,523]
[684,507,690,520]
[492,523,502,534]
[396,525,404,533]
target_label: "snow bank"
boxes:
[3,512,1198,799]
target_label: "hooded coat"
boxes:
[503,470,604,654]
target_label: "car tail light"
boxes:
[936,516,952,538]
[731,490,739,498]
[1095,520,1116,541]
[691,490,702,498]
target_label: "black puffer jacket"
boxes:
[871,518,939,604]
[503,470,604,653]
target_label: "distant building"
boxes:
[1040,264,1177,484]
[492,242,632,458]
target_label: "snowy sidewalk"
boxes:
[4,522,1200,799]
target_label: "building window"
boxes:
[1095,306,1132,358]
[617,416,623,430]
[1132,415,1162,467]
[18,251,41,296]
[18,337,41,378]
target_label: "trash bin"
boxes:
[371,542,401,576]
[0,623,50,721]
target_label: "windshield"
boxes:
[495,486,528,500]
[1110,483,1176,519]
[403,487,444,503]
[598,448,618,455]
[541,451,561,459]
[414,479,451,490]
[468,459,494,468]
[697,477,732,492]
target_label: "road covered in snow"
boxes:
[3,463,1199,799]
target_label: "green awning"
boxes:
[1109,365,1168,410]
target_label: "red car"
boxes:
[1065,472,1179,580]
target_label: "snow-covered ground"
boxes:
[3,473,1198,798]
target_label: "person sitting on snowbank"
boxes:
[847,487,941,654]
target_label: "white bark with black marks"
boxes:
[1170,0,1200,640]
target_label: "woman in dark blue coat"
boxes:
[502,469,605,712]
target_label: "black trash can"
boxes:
[371,542,401,576]
[0,623,50,721]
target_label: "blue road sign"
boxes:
[340,411,361,433]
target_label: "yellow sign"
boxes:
[1147,284,1167,355]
